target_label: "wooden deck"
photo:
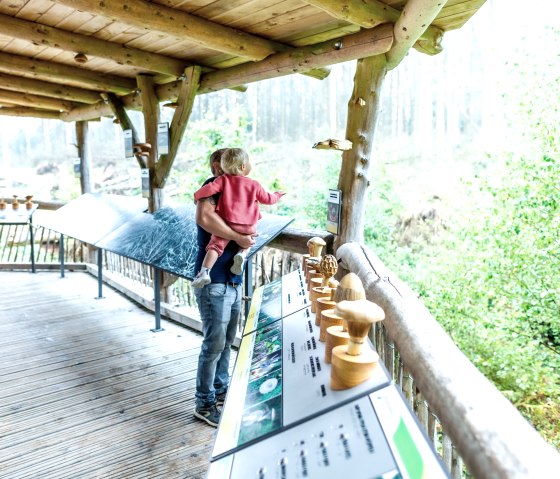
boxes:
[0,271,222,479]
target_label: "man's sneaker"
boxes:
[216,392,227,406]
[192,270,211,288]
[230,251,246,275]
[194,404,221,427]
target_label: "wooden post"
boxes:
[334,55,387,252]
[137,74,161,213]
[75,120,92,194]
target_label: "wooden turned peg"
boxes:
[319,254,338,289]
[0,198,6,210]
[310,285,333,313]
[12,195,19,209]
[309,277,323,292]
[301,253,310,271]
[307,269,322,291]
[304,258,319,283]
[320,308,344,342]
[333,272,365,303]
[315,297,336,327]
[330,299,385,390]
[25,195,33,209]
[325,324,349,364]
[307,236,326,258]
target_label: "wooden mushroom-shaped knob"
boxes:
[133,142,152,159]
[319,254,338,288]
[307,236,326,258]
[330,299,385,390]
[333,272,365,303]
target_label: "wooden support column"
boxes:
[76,120,96,264]
[137,74,161,213]
[100,92,144,168]
[154,66,201,187]
[75,121,92,194]
[334,55,387,252]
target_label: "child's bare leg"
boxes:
[202,249,219,269]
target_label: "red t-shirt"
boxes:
[194,174,282,226]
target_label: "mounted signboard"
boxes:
[208,271,450,479]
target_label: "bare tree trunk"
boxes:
[75,120,92,193]
[334,55,387,251]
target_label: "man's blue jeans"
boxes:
[194,283,241,409]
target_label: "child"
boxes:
[192,148,285,288]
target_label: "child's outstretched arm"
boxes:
[255,186,285,205]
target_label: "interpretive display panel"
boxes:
[208,384,449,479]
[97,205,293,280]
[243,269,308,336]
[212,302,391,458]
[34,193,147,244]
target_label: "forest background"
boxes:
[0,0,558,448]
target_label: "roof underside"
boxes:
[0,0,486,122]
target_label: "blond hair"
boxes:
[220,148,249,176]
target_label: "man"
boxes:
[193,148,255,427]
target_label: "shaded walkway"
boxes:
[0,271,219,478]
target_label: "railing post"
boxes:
[59,234,65,278]
[151,267,164,332]
[95,248,104,299]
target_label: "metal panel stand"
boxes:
[244,260,254,321]
[59,234,65,278]
[95,248,105,299]
[29,214,36,273]
[151,267,164,332]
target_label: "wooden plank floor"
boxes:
[0,271,224,479]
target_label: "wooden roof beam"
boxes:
[0,13,188,78]
[302,0,443,56]
[54,0,278,61]
[0,106,61,120]
[0,52,136,95]
[0,72,101,104]
[52,0,330,80]
[385,0,446,69]
[0,89,82,111]
[60,23,393,122]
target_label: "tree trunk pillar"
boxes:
[137,74,161,213]
[334,55,387,252]
[75,120,92,194]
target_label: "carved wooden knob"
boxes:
[333,272,365,303]
[334,299,384,356]
[307,236,326,258]
[319,254,338,287]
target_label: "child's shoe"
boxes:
[230,251,247,275]
[192,270,211,288]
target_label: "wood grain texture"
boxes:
[0,271,221,479]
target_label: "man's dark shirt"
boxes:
[195,177,243,284]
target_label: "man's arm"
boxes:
[196,197,255,250]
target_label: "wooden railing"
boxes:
[2,220,558,479]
